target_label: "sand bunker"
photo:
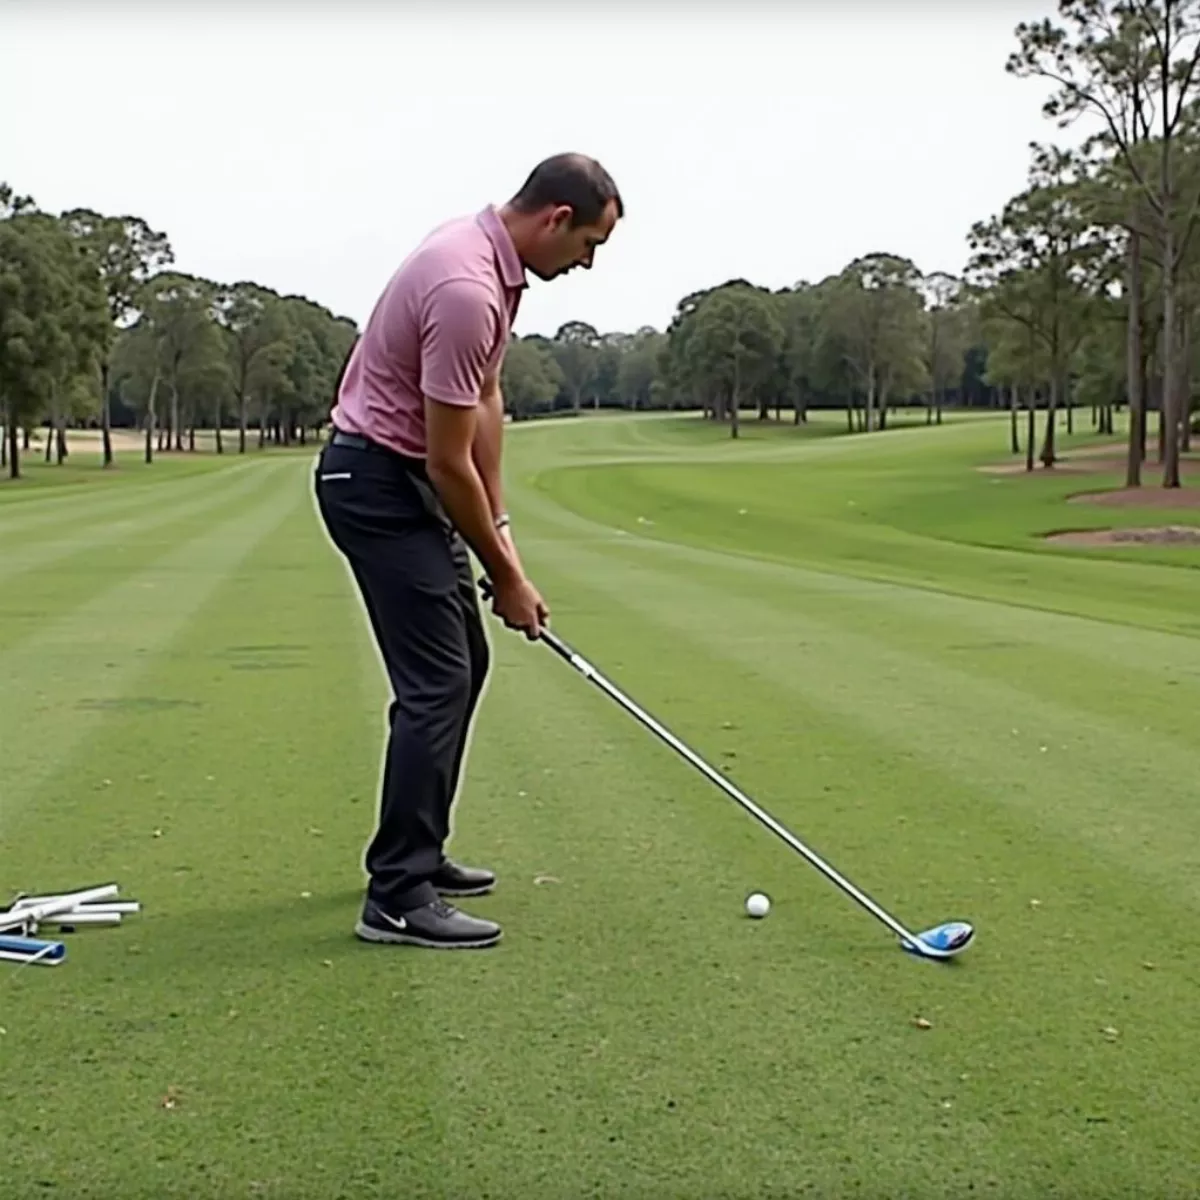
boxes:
[1066,485,1200,508]
[1044,525,1200,547]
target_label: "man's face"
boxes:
[527,199,620,282]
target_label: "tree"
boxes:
[61,209,173,466]
[213,282,292,452]
[686,282,786,438]
[616,327,666,410]
[777,282,825,424]
[136,272,225,459]
[965,147,1103,465]
[500,336,563,419]
[919,272,971,425]
[1009,0,1200,485]
[549,320,601,411]
[268,296,357,446]
[0,211,108,478]
[821,254,929,432]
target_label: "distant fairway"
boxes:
[3,411,1200,1199]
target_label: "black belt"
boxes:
[330,428,378,452]
[329,427,426,473]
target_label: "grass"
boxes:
[2,411,1200,1198]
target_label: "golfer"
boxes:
[314,153,623,950]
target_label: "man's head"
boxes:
[501,153,623,282]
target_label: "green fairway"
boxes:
[3,413,1200,1198]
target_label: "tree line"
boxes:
[504,1,1200,490]
[0,186,358,478]
[4,2,1200,489]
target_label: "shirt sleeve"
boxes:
[418,276,499,407]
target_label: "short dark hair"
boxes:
[510,153,623,227]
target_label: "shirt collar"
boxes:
[477,204,527,291]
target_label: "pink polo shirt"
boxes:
[330,204,526,458]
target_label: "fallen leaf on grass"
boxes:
[1101,1025,1120,1040]
[160,1085,181,1110]
[533,875,560,886]
[1142,961,1156,971]
[913,1016,932,1030]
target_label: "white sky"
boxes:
[2,1,1074,339]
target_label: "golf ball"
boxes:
[745,892,770,918]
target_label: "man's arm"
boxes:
[471,369,506,521]
[471,369,525,571]
[419,279,521,588]
[425,402,521,588]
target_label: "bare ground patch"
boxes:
[979,438,1200,480]
[979,457,1123,475]
[1068,485,1200,508]
[1044,524,1200,547]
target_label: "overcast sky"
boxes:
[2,1,1076,339]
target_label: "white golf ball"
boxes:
[745,892,770,918]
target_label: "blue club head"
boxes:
[899,920,974,961]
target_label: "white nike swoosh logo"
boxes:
[379,912,407,930]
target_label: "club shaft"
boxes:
[8,886,121,911]
[0,885,118,933]
[36,911,123,926]
[11,900,139,915]
[537,628,922,947]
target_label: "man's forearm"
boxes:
[427,456,521,587]
[471,378,506,520]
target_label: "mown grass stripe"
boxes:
[0,477,461,1197]
[427,624,1012,1198]
[575,525,1200,743]
[0,458,298,836]
[0,459,269,587]
[534,534,1200,907]
[440,555,1199,1199]
[4,412,1200,1200]
[0,455,258,536]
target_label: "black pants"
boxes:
[313,432,490,912]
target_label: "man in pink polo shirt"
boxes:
[314,153,622,950]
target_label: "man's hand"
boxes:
[488,572,548,640]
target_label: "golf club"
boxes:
[0,884,119,936]
[479,578,974,962]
